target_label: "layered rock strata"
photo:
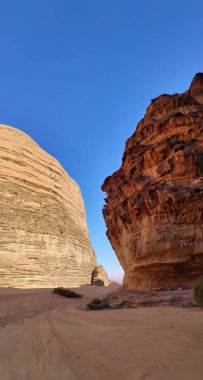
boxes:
[102,73,203,290]
[91,265,110,286]
[0,124,96,288]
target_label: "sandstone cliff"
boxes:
[0,124,96,288]
[102,73,203,290]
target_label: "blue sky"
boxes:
[0,0,203,281]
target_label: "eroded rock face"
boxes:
[102,73,203,290]
[0,124,96,288]
[91,265,110,286]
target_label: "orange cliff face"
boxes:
[102,73,203,290]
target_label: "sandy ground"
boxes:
[0,286,203,380]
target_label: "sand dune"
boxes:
[0,286,203,380]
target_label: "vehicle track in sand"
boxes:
[0,286,203,380]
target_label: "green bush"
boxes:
[53,287,83,298]
[88,298,110,310]
[194,276,203,308]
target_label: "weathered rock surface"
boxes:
[102,73,203,290]
[91,265,110,286]
[0,124,96,288]
[104,288,195,309]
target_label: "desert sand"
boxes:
[0,285,203,380]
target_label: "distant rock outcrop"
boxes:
[91,265,110,286]
[102,73,203,290]
[0,124,96,288]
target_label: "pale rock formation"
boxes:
[102,73,203,290]
[91,265,110,286]
[0,124,96,288]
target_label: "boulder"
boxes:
[91,265,110,286]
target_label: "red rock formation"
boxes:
[102,73,203,290]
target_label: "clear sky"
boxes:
[0,0,203,281]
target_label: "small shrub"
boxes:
[53,287,83,298]
[88,298,110,310]
[194,276,203,308]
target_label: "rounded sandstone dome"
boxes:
[0,124,96,287]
